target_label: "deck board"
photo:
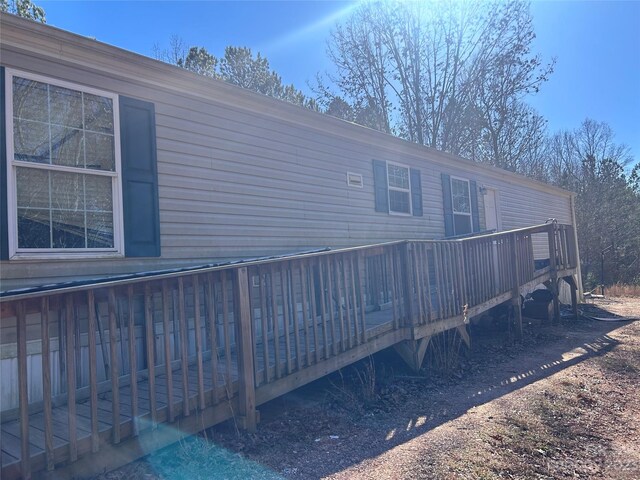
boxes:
[1,430,24,462]
[74,403,113,431]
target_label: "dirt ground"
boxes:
[97,297,640,480]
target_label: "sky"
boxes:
[36,0,640,168]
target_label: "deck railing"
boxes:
[0,222,577,478]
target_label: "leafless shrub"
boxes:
[327,356,379,413]
[606,283,640,298]
[425,329,465,375]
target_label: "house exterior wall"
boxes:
[0,14,574,291]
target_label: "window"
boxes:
[451,177,472,235]
[387,162,411,214]
[372,159,422,216]
[441,173,478,237]
[6,70,123,258]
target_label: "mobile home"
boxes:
[0,13,580,479]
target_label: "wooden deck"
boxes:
[0,311,384,466]
[0,222,580,479]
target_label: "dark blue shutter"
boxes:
[120,96,161,257]
[372,159,389,213]
[0,67,8,260]
[441,173,454,237]
[470,180,480,232]
[410,168,423,217]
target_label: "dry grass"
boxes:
[605,283,640,297]
[93,435,281,480]
[327,362,376,413]
[425,329,466,375]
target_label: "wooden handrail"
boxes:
[1,223,566,303]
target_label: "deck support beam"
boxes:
[542,279,560,325]
[394,336,430,373]
[510,233,523,340]
[456,325,471,349]
[550,279,560,324]
[547,223,561,324]
[564,275,579,320]
[401,243,415,327]
[233,267,258,432]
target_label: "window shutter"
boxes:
[441,173,454,237]
[372,159,389,213]
[0,67,8,260]
[410,168,423,217]
[470,180,480,232]
[120,96,161,257]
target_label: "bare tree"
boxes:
[473,99,549,175]
[547,120,639,287]
[547,119,633,190]
[152,35,187,65]
[318,0,553,172]
[324,4,393,133]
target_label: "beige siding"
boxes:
[0,15,575,290]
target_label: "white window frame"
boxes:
[386,161,412,216]
[5,68,124,260]
[450,176,472,235]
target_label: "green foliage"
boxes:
[218,46,280,96]
[178,46,217,78]
[161,41,315,109]
[629,164,640,195]
[324,96,353,121]
[0,0,46,22]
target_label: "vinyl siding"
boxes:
[432,163,572,258]
[0,15,574,290]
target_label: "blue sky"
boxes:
[38,0,639,167]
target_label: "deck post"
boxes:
[547,223,560,324]
[402,242,415,327]
[564,275,579,320]
[108,289,121,444]
[233,267,258,432]
[509,233,523,340]
[41,297,55,468]
[17,301,31,479]
[570,278,578,320]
